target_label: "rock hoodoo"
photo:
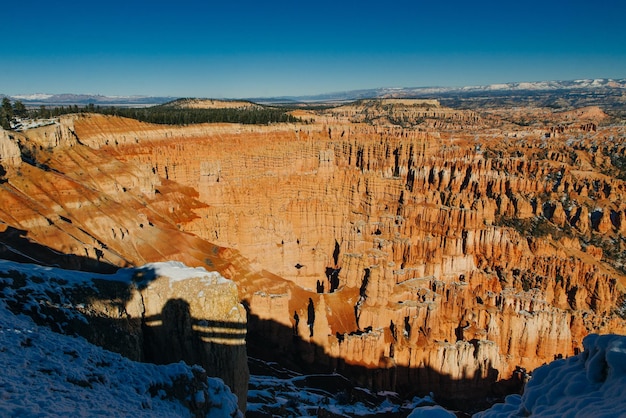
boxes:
[1,101,625,405]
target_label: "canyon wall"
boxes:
[1,101,625,403]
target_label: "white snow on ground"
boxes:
[247,359,446,417]
[474,333,626,418]
[0,299,241,417]
[0,259,241,417]
[0,258,132,284]
[139,261,231,285]
[408,405,456,417]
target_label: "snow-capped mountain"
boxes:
[5,78,625,107]
[10,93,55,101]
[456,78,626,92]
[1,93,176,106]
[255,78,626,103]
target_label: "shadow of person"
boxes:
[141,297,248,412]
[143,298,201,366]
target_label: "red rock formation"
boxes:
[1,102,624,403]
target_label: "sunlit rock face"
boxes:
[0,129,22,167]
[1,101,625,404]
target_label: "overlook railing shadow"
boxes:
[141,298,248,411]
[142,297,247,363]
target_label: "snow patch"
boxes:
[408,405,456,417]
[0,259,233,288]
[11,93,54,100]
[138,261,231,285]
[475,334,626,417]
[0,299,241,417]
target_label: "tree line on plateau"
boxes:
[1,98,27,129]
[1,98,304,128]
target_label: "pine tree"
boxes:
[1,98,12,129]
[13,100,27,118]
[2,97,13,119]
[39,105,49,118]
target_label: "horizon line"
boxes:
[2,76,625,102]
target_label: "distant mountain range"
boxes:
[2,78,625,106]
[265,78,626,103]
[0,93,176,107]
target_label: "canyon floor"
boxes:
[1,96,625,414]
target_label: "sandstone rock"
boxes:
[128,263,249,412]
[1,106,625,405]
[585,244,603,260]
[70,112,626,400]
[0,129,21,167]
[24,117,79,149]
[594,209,614,234]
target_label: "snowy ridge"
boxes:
[1,93,176,106]
[7,78,625,106]
[0,258,134,284]
[456,78,626,92]
[0,299,241,417]
[375,78,626,97]
[0,259,236,338]
[475,334,626,418]
[11,93,54,100]
[0,259,243,417]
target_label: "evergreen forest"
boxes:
[2,99,305,127]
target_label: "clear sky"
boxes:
[2,0,625,98]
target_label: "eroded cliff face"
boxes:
[0,130,22,168]
[1,101,625,404]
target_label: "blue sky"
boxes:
[2,0,625,98]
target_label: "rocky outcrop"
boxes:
[0,129,22,167]
[130,262,249,412]
[0,295,242,418]
[327,99,483,130]
[0,260,249,412]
